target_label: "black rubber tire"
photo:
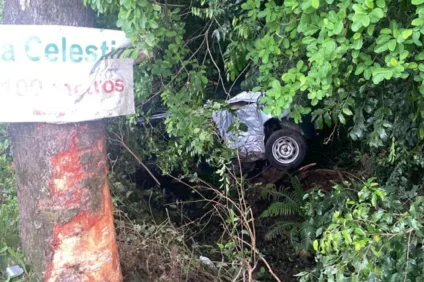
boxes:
[265,129,307,170]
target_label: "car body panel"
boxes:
[212,92,313,162]
[138,91,316,163]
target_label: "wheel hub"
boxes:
[271,136,300,164]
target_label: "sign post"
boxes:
[3,0,131,281]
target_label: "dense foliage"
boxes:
[225,0,424,152]
[86,0,233,173]
[81,0,424,179]
[84,0,424,281]
[295,179,424,282]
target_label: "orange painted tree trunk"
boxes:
[4,1,122,281]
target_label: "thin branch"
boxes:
[228,62,252,95]
[403,230,413,282]
[112,132,161,186]
[205,27,229,97]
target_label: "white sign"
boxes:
[0,25,135,123]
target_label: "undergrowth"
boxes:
[109,172,221,282]
[0,125,31,282]
[260,177,313,252]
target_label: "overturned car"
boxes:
[138,91,316,170]
[212,92,316,170]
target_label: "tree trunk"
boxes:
[4,1,122,281]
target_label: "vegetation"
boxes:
[0,126,24,282]
[2,0,424,281]
[300,179,424,281]
[259,177,314,251]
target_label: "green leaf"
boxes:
[122,0,132,9]
[313,240,319,251]
[323,39,336,57]
[369,8,384,22]
[312,0,320,9]
[324,112,332,127]
[390,58,398,67]
[343,107,353,116]
[400,50,409,60]
[371,194,377,206]
[271,79,281,89]
[342,230,352,245]
[407,62,418,69]
[149,20,159,29]
[316,115,323,129]
[351,20,363,32]
[355,65,365,75]
[372,68,392,84]
[302,37,315,45]
[354,228,366,236]
[257,10,267,18]
[365,0,374,9]
[367,24,375,35]
[388,39,397,51]
[362,15,370,27]
[153,4,162,11]
[296,60,304,70]
[374,43,389,53]
[201,76,208,85]
[352,38,363,49]
[380,28,392,34]
[417,52,424,60]
[145,33,156,47]
[420,128,424,140]
[412,0,424,5]
[413,31,422,46]
[334,21,344,34]
[353,4,366,13]
[412,18,424,26]
[352,50,360,58]
[402,29,413,39]
[333,211,340,218]
[376,34,391,44]
[376,0,385,7]
[338,113,346,124]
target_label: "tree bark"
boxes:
[4,1,122,281]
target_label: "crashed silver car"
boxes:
[138,92,316,170]
[212,92,315,170]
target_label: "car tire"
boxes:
[265,129,307,170]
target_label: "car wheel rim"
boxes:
[271,136,300,164]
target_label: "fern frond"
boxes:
[291,176,302,190]
[289,226,301,248]
[291,176,305,204]
[264,221,301,241]
[260,202,300,218]
[286,191,298,204]
[260,184,288,201]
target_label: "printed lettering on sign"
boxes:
[0,25,135,123]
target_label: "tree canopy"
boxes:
[83,0,424,171]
